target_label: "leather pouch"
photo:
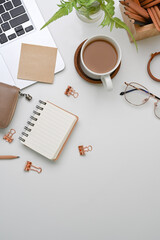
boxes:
[0,82,32,129]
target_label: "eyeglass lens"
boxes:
[125,83,150,106]
[154,101,160,119]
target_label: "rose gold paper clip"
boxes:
[65,86,79,98]
[24,161,42,174]
[78,145,93,155]
[3,129,16,143]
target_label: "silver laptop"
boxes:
[0,0,65,89]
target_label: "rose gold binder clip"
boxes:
[78,145,93,156]
[24,161,42,174]
[65,86,79,98]
[3,129,16,143]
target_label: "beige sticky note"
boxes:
[17,43,57,83]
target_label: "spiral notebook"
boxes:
[20,100,78,160]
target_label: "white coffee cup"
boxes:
[80,35,122,91]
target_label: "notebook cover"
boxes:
[20,100,78,160]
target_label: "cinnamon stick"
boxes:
[154,5,160,18]
[124,0,150,19]
[141,0,155,6]
[151,6,160,26]
[124,11,148,22]
[147,8,160,30]
[130,19,147,25]
[124,5,138,13]
[132,0,141,6]
[143,0,160,8]
[120,1,128,6]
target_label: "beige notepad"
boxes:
[17,43,57,83]
[20,100,78,160]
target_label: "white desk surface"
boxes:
[1,1,160,240]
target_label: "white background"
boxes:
[1,0,160,240]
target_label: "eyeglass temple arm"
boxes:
[120,88,148,95]
[120,88,160,100]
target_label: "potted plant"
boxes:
[42,0,136,47]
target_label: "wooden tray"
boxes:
[120,4,160,42]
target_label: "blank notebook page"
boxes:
[22,101,77,160]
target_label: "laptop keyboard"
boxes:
[0,0,34,45]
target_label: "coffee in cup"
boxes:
[80,36,121,91]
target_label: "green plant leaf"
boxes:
[41,0,137,50]
[100,2,137,50]
[113,17,138,50]
[78,0,96,7]
[78,3,101,19]
[110,20,114,31]
[41,0,74,29]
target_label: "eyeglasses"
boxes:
[120,82,160,119]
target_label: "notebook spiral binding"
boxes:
[19,100,46,142]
